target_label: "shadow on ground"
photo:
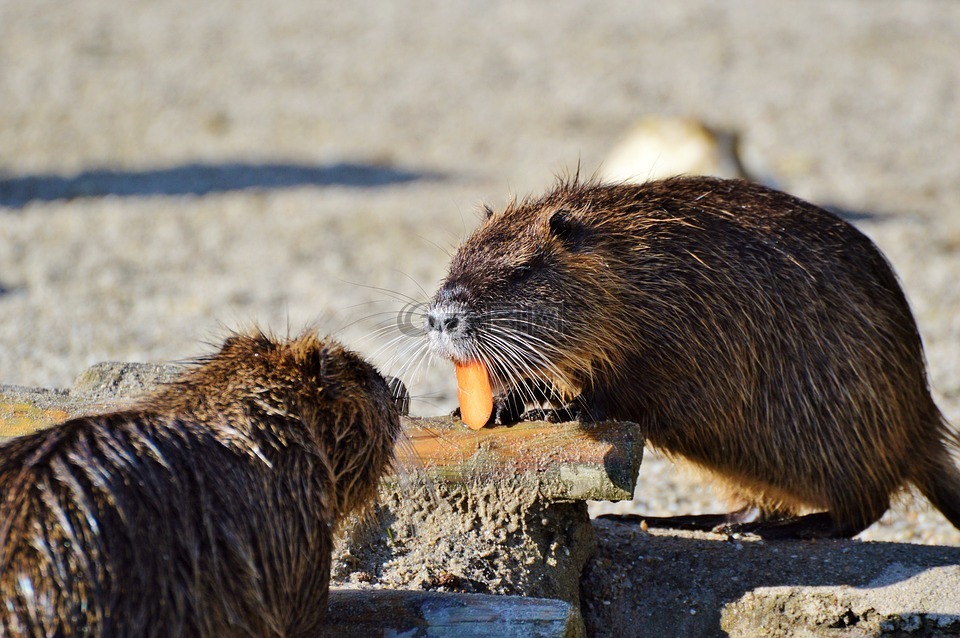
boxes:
[582,519,960,637]
[0,161,442,208]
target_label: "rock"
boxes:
[70,361,184,401]
[322,589,585,637]
[723,564,960,637]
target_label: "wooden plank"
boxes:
[321,589,584,638]
[399,416,643,502]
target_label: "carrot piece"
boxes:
[455,360,493,430]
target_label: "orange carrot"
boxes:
[455,360,493,430]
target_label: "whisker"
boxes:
[338,279,426,306]
[477,330,563,408]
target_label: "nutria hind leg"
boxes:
[599,508,879,540]
[595,506,761,532]
[916,455,960,531]
[719,511,879,540]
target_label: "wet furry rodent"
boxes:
[0,331,401,636]
[426,175,960,539]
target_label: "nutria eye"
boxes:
[511,264,532,281]
[548,209,584,248]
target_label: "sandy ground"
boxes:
[2,0,959,544]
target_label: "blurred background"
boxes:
[2,0,959,541]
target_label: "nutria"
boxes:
[0,331,401,636]
[425,175,960,540]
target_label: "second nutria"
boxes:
[425,175,960,539]
[0,331,401,636]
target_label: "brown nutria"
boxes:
[425,175,960,540]
[0,330,401,636]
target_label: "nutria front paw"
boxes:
[493,391,525,425]
[451,395,521,426]
[452,390,524,426]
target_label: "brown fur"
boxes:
[0,331,400,636]
[426,175,960,538]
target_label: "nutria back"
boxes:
[0,331,400,636]
[426,176,960,538]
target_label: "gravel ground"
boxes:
[1,0,959,544]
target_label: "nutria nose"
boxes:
[426,304,466,336]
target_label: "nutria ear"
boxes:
[302,343,330,379]
[548,208,585,248]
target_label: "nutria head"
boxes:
[426,179,647,402]
[148,330,402,523]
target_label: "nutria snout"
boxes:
[426,175,960,539]
[0,330,401,636]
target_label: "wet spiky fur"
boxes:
[0,331,400,637]
[429,175,960,538]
